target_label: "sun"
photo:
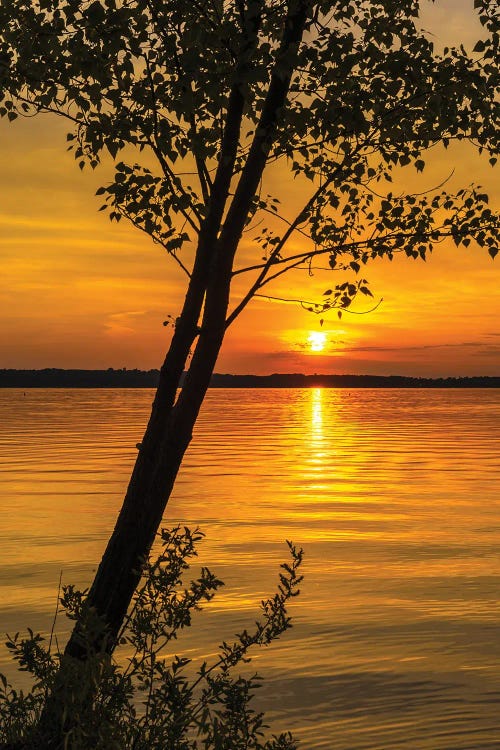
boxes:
[308,331,327,352]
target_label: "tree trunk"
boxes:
[65,0,311,656]
[22,3,311,746]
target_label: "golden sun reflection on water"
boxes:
[310,387,324,440]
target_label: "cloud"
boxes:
[339,340,490,354]
[103,310,155,336]
[476,347,500,358]
[295,338,348,352]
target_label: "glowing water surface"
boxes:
[1,388,499,749]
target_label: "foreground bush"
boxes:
[0,527,303,749]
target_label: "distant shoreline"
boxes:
[0,369,499,388]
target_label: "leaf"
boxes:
[107,141,119,159]
[415,159,425,173]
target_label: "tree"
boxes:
[0,0,498,735]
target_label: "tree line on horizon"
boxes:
[0,369,498,388]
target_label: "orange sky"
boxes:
[0,1,498,377]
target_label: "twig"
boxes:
[48,570,63,654]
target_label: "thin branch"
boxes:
[360,167,456,202]
[255,254,315,286]
[48,570,63,655]
[141,56,203,232]
[14,95,84,126]
[118,206,192,278]
[226,157,351,322]
[252,292,384,315]
[147,138,202,232]
[189,110,212,205]
[226,218,492,327]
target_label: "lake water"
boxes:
[1,388,500,748]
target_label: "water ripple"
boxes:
[0,387,499,748]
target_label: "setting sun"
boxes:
[308,331,327,352]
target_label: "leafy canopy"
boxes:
[0,0,498,318]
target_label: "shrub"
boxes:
[0,527,303,749]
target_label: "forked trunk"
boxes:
[23,3,311,744]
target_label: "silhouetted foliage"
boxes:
[0,528,303,750]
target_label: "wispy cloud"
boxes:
[340,340,490,354]
[104,310,152,336]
